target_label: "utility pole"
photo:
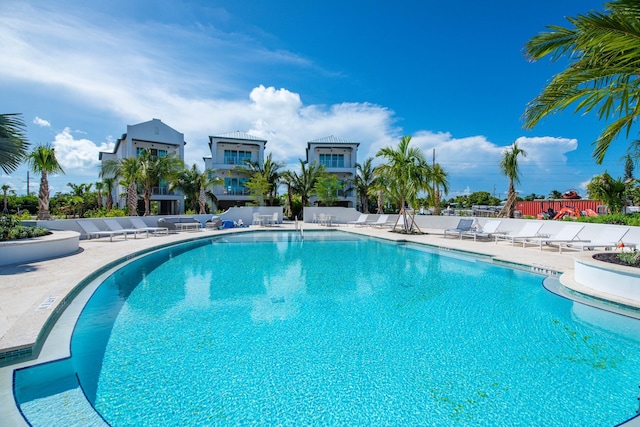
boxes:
[27,171,30,196]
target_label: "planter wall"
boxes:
[574,257,640,304]
[0,231,80,266]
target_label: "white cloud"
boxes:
[33,116,50,127]
[52,128,114,170]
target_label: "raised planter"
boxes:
[0,230,80,266]
[574,256,640,306]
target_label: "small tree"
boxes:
[498,142,527,218]
[2,184,10,214]
[586,172,626,214]
[314,174,342,206]
[26,144,65,220]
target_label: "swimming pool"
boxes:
[13,230,640,426]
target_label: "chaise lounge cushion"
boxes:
[157,217,200,231]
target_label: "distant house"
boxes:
[203,131,267,210]
[99,118,186,215]
[306,135,359,208]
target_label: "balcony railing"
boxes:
[223,187,250,196]
[152,187,176,196]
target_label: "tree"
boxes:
[549,190,563,199]
[102,177,116,211]
[286,160,326,213]
[2,184,10,214]
[375,136,432,232]
[26,144,65,219]
[498,142,527,218]
[314,174,343,207]
[94,181,104,210]
[523,0,640,163]
[0,113,30,174]
[586,172,626,213]
[101,157,142,216]
[430,163,449,215]
[355,158,376,213]
[137,149,184,216]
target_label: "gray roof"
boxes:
[308,135,359,145]
[211,131,267,142]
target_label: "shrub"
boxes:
[0,215,49,242]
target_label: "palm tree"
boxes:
[280,170,295,218]
[375,136,432,232]
[172,165,201,212]
[2,184,10,214]
[0,113,30,174]
[355,157,376,213]
[26,144,65,219]
[137,149,184,216]
[430,163,449,215]
[195,169,222,214]
[586,172,627,214]
[241,153,283,206]
[498,142,527,218]
[94,181,104,210]
[291,160,326,209]
[523,0,640,163]
[101,157,142,216]
[101,177,116,211]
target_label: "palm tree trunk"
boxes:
[199,186,206,214]
[377,190,383,214]
[38,172,51,220]
[127,182,138,216]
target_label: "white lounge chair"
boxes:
[556,226,632,253]
[104,219,147,239]
[348,214,369,227]
[444,218,475,239]
[77,220,126,242]
[461,220,503,241]
[130,217,169,235]
[367,215,389,228]
[495,222,543,246]
[522,223,586,251]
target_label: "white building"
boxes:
[203,132,267,210]
[99,119,186,214]
[306,135,359,208]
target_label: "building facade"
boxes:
[99,118,186,215]
[203,132,267,210]
[306,135,359,208]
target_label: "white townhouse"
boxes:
[99,118,186,215]
[306,135,359,208]
[203,131,267,210]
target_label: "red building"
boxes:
[516,199,606,217]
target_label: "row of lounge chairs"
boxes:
[77,218,170,242]
[347,214,399,228]
[444,218,635,253]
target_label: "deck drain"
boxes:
[36,295,59,310]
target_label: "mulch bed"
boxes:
[593,252,640,268]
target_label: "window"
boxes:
[224,150,252,165]
[224,177,248,195]
[319,153,344,168]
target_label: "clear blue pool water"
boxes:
[14,230,640,426]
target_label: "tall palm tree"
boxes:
[523,0,640,163]
[101,177,116,211]
[101,157,142,216]
[0,113,30,174]
[241,153,283,206]
[498,142,527,218]
[430,163,449,215]
[26,144,65,220]
[94,181,104,210]
[375,136,432,232]
[355,157,376,213]
[292,160,326,209]
[137,149,184,216]
[280,170,295,218]
[172,164,201,212]
[2,184,10,214]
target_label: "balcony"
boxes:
[152,187,176,196]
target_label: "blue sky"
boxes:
[0,0,628,201]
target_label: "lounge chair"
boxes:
[494,222,543,246]
[348,214,369,227]
[461,219,502,241]
[77,220,126,242]
[522,223,586,251]
[104,219,147,239]
[130,217,169,235]
[556,226,632,253]
[444,218,475,239]
[367,215,389,228]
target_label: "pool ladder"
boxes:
[294,216,304,240]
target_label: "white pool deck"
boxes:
[1,222,639,426]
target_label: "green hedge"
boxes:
[0,215,49,242]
